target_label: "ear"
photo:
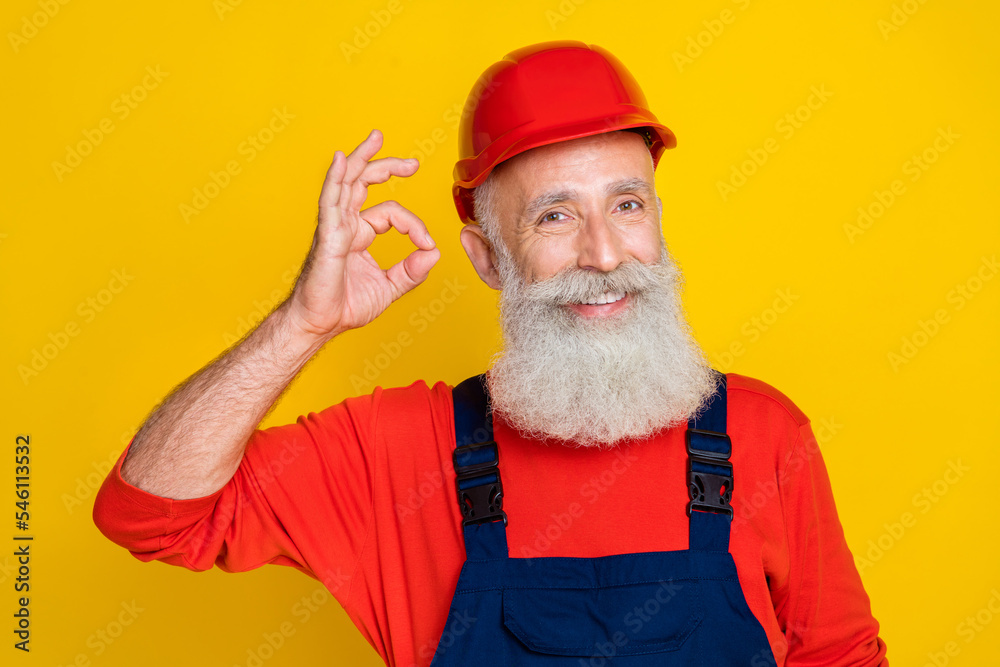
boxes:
[460,224,501,290]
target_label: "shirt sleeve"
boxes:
[92,391,378,592]
[773,420,889,666]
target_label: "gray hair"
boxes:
[470,164,522,279]
[471,165,506,253]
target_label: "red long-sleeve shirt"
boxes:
[93,373,888,666]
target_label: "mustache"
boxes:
[514,258,677,306]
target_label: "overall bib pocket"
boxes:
[501,580,702,658]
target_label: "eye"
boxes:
[616,199,643,213]
[539,210,568,224]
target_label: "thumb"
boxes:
[386,247,441,300]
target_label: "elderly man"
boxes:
[94,42,888,666]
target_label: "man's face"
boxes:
[489,131,664,307]
[468,130,718,447]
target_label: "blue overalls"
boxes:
[429,371,777,666]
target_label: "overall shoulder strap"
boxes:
[686,370,734,552]
[451,374,509,560]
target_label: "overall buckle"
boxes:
[686,428,734,518]
[453,441,507,527]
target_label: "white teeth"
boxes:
[581,291,626,306]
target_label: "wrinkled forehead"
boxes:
[495,131,656,217]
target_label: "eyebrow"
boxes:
[607,178,654,199]
[520,178,655,222]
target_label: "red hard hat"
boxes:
[452,41,676,224]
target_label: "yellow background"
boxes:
[3,0,998,665]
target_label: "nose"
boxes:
[575,210,626,273]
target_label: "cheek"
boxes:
[518,237,576,281]
[623,223,663,262]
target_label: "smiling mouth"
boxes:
[564,291,632,318]
[578,291,627,306]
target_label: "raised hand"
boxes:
[285,129,441,340]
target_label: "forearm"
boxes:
[120,299,330,499]
[118,132,436,500]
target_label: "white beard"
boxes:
[486,244,719,448]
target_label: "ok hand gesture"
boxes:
[286,129,441,340]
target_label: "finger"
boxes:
[385,247,441,300]
[359,200,436,250]
[318,150,348,211]
[343,129,384,185]
[357,156,419,188]
[347,157,419,213]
